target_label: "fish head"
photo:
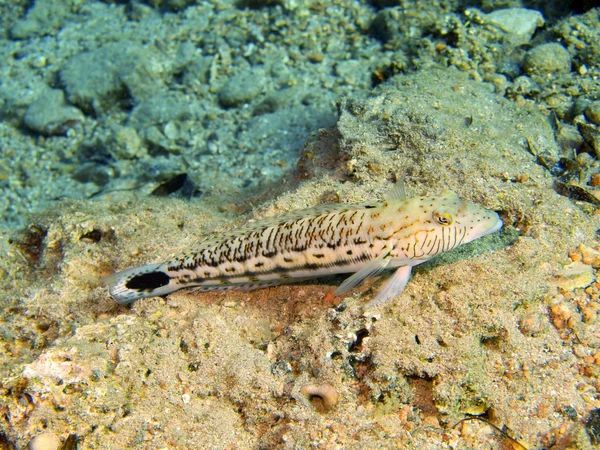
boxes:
[436,191,503,243]
[391,190,503,261]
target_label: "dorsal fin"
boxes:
[387,178,406,201]
[193,200,382,248]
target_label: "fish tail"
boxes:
[104,263,175,304]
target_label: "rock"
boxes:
[556,123,584,153]
[218,68,265,107]
[485,8,544,45]
[60,42,164,115]
[28,432,60,450]
[181,56,212,86]
[571,97,593,118]
[23,88,84,136]
[109,126,145,159]
[556,261,595,291]
[523,43,572,76]
[578,122,600,159]
[585,101,600,126]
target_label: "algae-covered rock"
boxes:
[10,0,78,39]
[523,43,572,76]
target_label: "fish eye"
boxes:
[433,211,454,226]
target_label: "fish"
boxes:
[105,181,503,307]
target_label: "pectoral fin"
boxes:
[334,252,391,297]
[366,265,412,307]
[387,177,406,200]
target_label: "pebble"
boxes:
[585,101,600,126]
[29,432,60,450]
[485,8,544,45]
[523,43,572,76]
[218,68,265,107]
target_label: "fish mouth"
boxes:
[490,217,503,233]
[472,212,503,239]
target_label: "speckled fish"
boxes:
[106,181,502,307]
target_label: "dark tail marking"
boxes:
[126,271,170,291]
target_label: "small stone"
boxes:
[556,261,595,291]
[519,312,547,336]
[307,51,324,63]
[581,306,597,324]
[585,101,600,126]
[523,43,572,76]
[29,432,60,450]
[485,8,545,45]
[572,97,592,118]
[218,68,265,107]
[24,88,84,136]
[580,245,600,268]
[590,173,600,187]
[111,126,144,159]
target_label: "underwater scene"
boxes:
[1,0,600,448]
